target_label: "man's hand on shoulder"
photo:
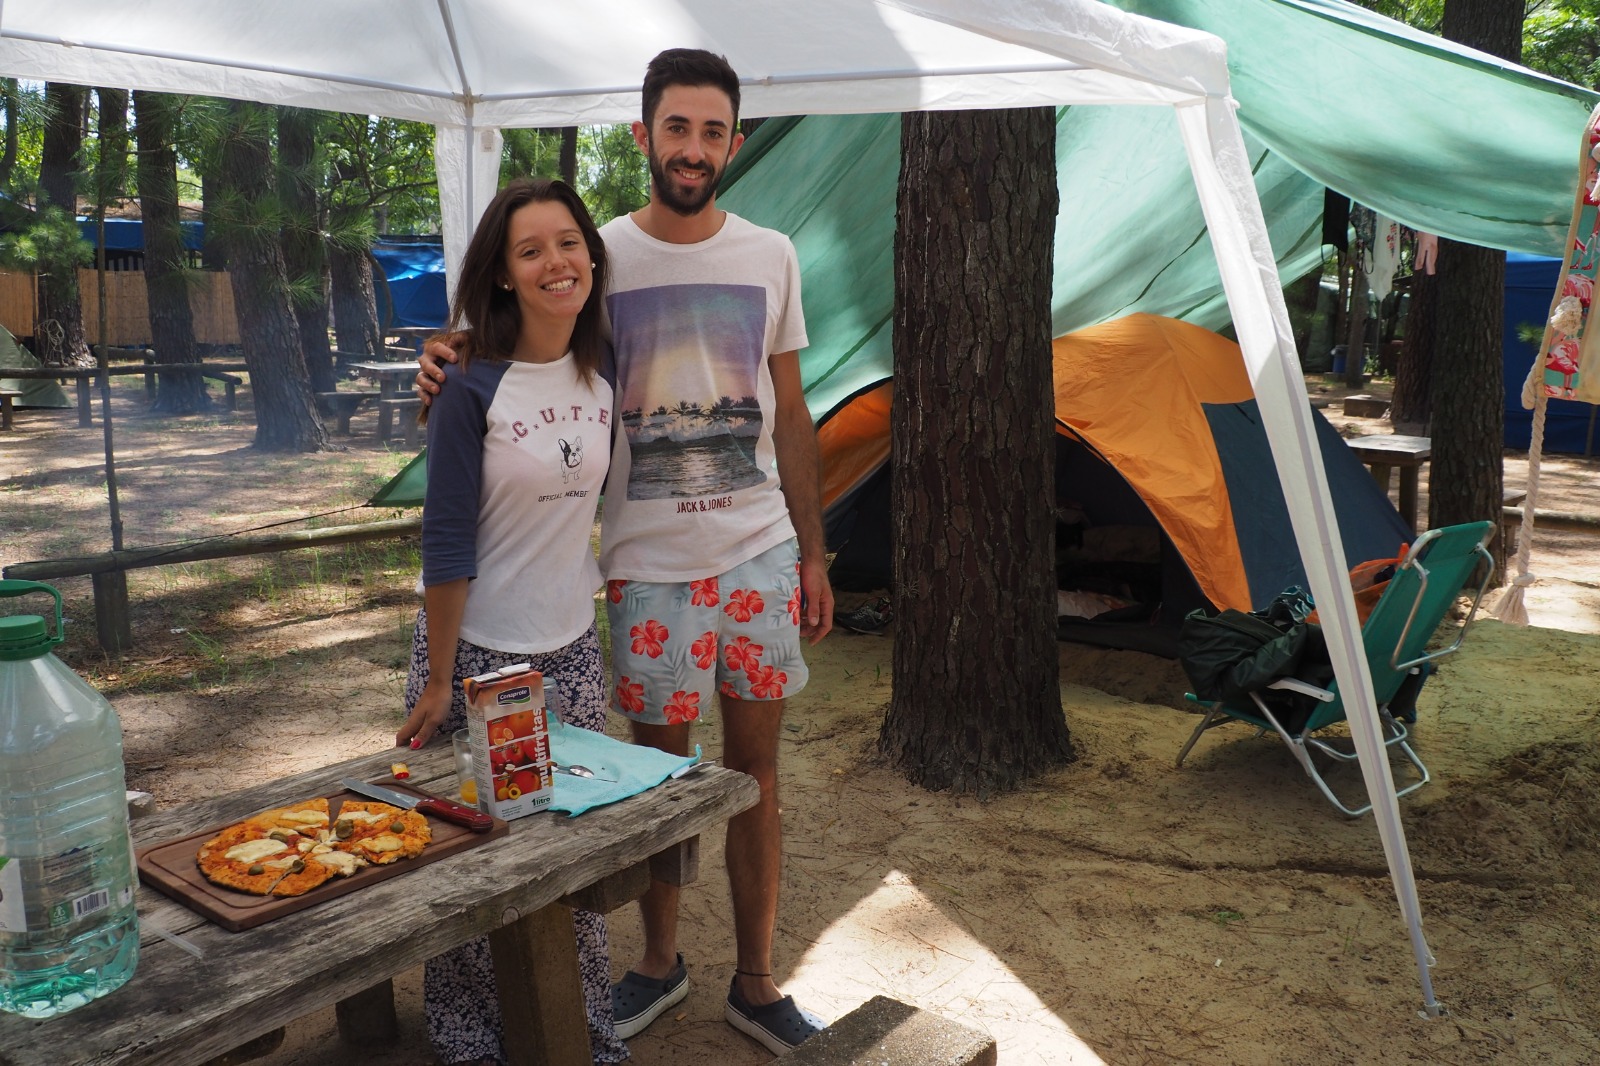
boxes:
[415,332,467,405]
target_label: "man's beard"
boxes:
[649,150,719,217]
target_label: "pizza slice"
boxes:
[334,800,432,865]
[247,797,332,835]
[196,823,300,896]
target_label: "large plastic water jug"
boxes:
[0,580,139,1018]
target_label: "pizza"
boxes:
[195,796,432,897]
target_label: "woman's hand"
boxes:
[396,676,454,748]
[415,332,467,406]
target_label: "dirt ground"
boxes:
[3,375,1598,1065]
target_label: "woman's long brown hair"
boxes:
[420,178,608,424]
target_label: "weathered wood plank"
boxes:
[650,835,700,887]
[490,904,589,1066]
[333,979,398,1044]
[557,857,652,914]
[0,748,757,1066]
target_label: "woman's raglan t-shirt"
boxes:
[421,353,612,653]
[597,212,807,582]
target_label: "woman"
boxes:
[396,178,626,1066]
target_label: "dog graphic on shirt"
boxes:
[557,437,583,483]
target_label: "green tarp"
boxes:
[369,0,1600,507]
[0,329,69,408]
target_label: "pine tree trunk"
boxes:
[330,242,382,363]
[1431,0,1522,581]
[1344,244,1370,388]
[559,127,578,188]
[278,108,336,393]
[879,108,1075,796]
[95,88,130,201]
[37,82,92,367]
[217,100,329,452]
[0,80,19,187]
[1391,270,1437,433]
[135,90,207,414]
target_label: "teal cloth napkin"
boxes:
[546,717,700,816]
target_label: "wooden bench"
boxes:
[377,395,423,446]
[779,996,997,1066]
[205,371,243,411]
[0,387,20,430]
[1342,393,1390,419]
[1502,488,1528,557]
[1345,433,1431,533]
[314,390,380,434]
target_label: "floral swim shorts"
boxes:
[606,539,809,725]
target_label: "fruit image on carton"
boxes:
[462,664,552,821]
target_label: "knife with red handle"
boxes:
[341,777,494,832]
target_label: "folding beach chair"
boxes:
[1175,521,1494,816]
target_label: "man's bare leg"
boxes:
[721,694,785,1007]
[629,720,691,980]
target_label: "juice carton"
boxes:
[461,663,552,820]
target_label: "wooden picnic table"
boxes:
[0,363,249,427]
[0,743,758,1066]
[1345,433,1431,533]
[350,360,424,444]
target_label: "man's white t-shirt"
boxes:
[598,212,808,582]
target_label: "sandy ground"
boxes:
[2,375,1598,1064]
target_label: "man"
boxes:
[416,48,833,1055]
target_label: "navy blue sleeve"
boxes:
[420,360,506,586]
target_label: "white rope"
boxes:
[1494,102,1600,624]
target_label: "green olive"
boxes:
[389,820,405,834]
[268,829,293,842]
[288,859,305,873]
[335,819,354,840]
[247,864,265,875]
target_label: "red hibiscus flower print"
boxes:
[719,680,741,700]
[664,690,701,724]
[747,664,788,700]
[615,677,644,714]
[690,631,718,670]
[724,635,765,673]
[630,619,669,658]
[607,579,627,603]
[786,586,802,625]
[725,588,765,622]
[690,577,720,607]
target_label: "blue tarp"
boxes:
[76,217,203,251]
[1504,253,1597,455]
[371,240,447,331]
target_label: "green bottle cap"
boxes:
[0,613,55,660]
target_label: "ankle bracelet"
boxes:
[735,969,772,978]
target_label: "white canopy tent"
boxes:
[4,0,1443,1015]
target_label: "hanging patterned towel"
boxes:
[1369,214,1403,308]
[1530,102,1600,406]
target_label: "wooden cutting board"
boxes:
[137,781,508,931]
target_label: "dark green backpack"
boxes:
[1178,588,1332,732]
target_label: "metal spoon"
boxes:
[553,762,617,782]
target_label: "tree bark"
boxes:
[330,242,382,363]
[216,100,329,452]
[879,108,1075,796]
[1391,269,1437,433]
[1344,213,1370,388]
[278,107,336,393]
[0,80,18,187]
[559,127,578,188]
[95,88,130,202]
[1430,0,1522,581]
[37,82,92,367]
[135,90,207,413]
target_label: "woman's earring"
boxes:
[501,283,512,290]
